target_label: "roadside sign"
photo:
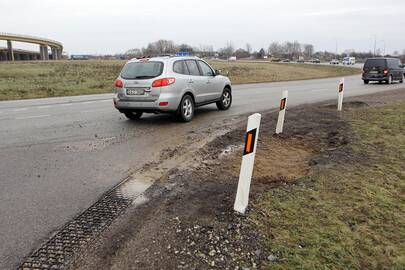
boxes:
[276,90,288,134]
[234,113,261,214]
[338,78,344,111]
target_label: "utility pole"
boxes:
[381,40,386,56]
[335,40,338,58]
[373,35,377,57]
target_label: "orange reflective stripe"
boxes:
[280,99,285,110]
[246,133,253,153]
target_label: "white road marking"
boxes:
[81,110,95,113]
[16,114,50,120]
[99,99,112,102]
[82,101,97,104]
[12,108,28,112]
[311,89,329,93]
[38,105,54,109]
[60,103,73,106]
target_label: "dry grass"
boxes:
[251,102,405,270]
[211,61,360,84]
[0,60,360,101]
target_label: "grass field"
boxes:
[0,60,360,101]
[252,102,405,269]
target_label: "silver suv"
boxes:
[113,56,232,122]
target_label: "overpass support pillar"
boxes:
[40,45,49,60]
[7,40,14,61]
[51,47,61,60]
[51,48,56,60]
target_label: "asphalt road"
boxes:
[0,75,403,269]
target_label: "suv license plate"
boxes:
[127,89,145,95]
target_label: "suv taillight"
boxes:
[152,78,176,88]
[115,79,123,88]
[383,70,389,75]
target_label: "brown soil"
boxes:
[70,88,405,270]
[227,137,315,182]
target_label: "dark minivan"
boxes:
[362,58,404,84]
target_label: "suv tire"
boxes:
[400,74,404,83]
[178,94,194,122]
[363,80,369,85]
[124,111,143,120]
[216,88,232,110]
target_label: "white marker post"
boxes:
[337,78,345,111]
[275,90,288,134]
[234,113,261,214]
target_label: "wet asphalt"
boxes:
[0,75,403,269]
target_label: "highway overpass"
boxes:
[0,32,63,61]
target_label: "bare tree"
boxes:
[154,39,177,54]
[303,44,314,59]
[246,43,252,54]
[198,44,215,57]
[292,41,302,59]
[178,44,194,52]
[125,48,142,58]
[142,43,158,55]
[235,48,250,59]
[268,42,283,58]
[219,42,235,58]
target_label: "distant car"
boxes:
[228,56,237,61]
[297,59,305,63]
[309,58,320,63]
[113,55,232,122]
[282,59,291,63]
[342,57,356,65]
[362,57,404,84]
[330,59,339,65]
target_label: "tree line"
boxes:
[124,39,405,61]
[124,39,314,59]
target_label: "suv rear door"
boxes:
[364,59,386,76]
[184,60,207,103]
[120,60,164,101]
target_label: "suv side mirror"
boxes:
[214,69,221,76]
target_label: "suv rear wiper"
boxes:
[133,75,156,79]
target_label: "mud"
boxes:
[70,89,405,270]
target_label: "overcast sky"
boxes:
[1,0,405,55]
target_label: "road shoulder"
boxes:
[70,89,405,269]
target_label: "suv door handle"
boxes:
[206,80,212,84]
[188,79,194,84]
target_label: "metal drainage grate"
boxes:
[19,179,146,270]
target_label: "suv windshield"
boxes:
[364,59,386,69]
[121,61,163,79]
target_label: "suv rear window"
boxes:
[185,60,201,76]
[121,61,163,79]
[364,59,386,69]
[173,60,189,75]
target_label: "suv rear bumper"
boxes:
[113,93,180,112]
[362,75,388,81]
